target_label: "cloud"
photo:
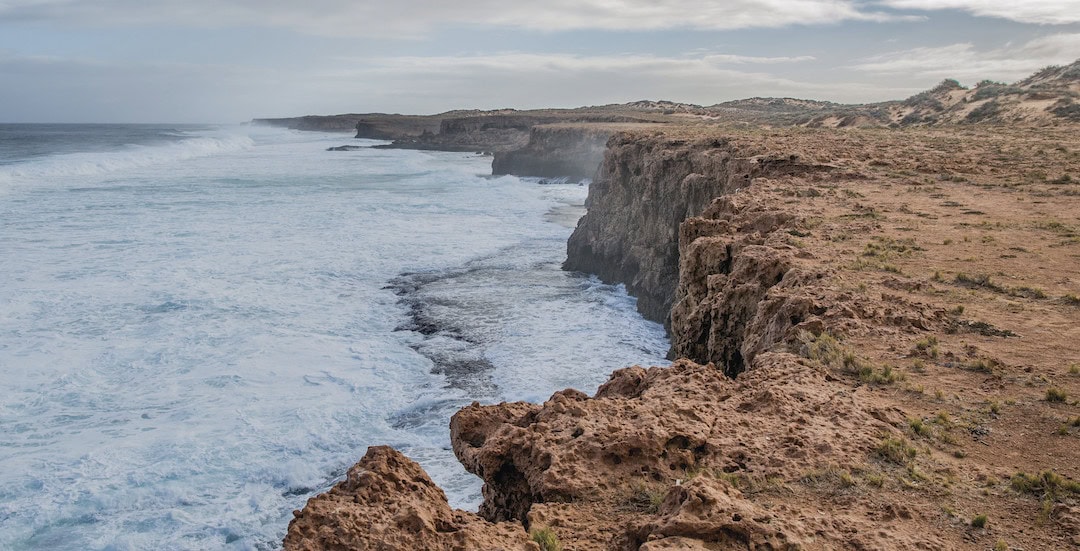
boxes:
[878,1,1080,25]
[849,33,1080,82]
[699,53,817,64]
[0,0,907,36]
[1,48,913,122]
[322,52,908,109]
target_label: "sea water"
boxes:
[0,125,669,550]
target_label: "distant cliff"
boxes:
[376,112,661,154]
[491,124,613,180]
[254,113,442,138]
[253,114,369,132]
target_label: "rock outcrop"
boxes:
[284,446,533,551]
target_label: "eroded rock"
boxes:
[283,446,533,551]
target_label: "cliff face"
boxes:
[254,115,365,132]
[668,194,947,375]
[492,125,612,180]
[375,114,539,152]
[563,133,826,328]
[253,114,442,137]
[353,115,442,140]
[376,112,661,154]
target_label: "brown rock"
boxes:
[283,446,533,551]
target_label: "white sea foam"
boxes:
[0,133,254,191]
[0,126,669,550]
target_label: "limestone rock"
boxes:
[284,446,533,551]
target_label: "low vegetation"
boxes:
[530,527,563,551]
[1010,470,1080,501]
[798,331,903,384]
[971,513,988,529]
[954,273,1048,299]
[1045,387,1068,403]
[875,436,918,465]
[621,484,667,514]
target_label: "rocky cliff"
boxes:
[563,132,828,327]
[377,112,662,154]
[491,124,614,180]
[285,123,1080,550]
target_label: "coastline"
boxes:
[287,122,1080,550]
[280,62,1080,550]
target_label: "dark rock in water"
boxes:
[326,145,364,151]
[385,270,498,394]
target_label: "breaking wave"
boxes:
[0,133,255,186]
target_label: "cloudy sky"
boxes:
[1,1,1078,123]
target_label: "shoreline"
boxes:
[286,123,1080,550]
[282,62,1080,550]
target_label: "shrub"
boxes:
[909,418,932,437]
[971,514,988,528]
[530,527,563,551]
[876,436,917,465]
[965,100,1001,123]
[972,82,1020,101]
[1046,387,1068,402]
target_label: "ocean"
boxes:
[0,124,670,550]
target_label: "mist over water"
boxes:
[0,125,669,550]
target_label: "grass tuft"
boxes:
[909,418,933,438]
[798,331,898,383]
[1046,387,1068,403]
[530,527,563,551]
[971,514,988,529]
[799,467,857,493]
[1010,470,1080,501]
[622,484,667,514]
[876,436,918,465]
[912,336,940,359]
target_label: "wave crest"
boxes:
[0,134,255,186]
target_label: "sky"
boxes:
[1,1,1079,123]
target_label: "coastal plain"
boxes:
[273,63,1080,550]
